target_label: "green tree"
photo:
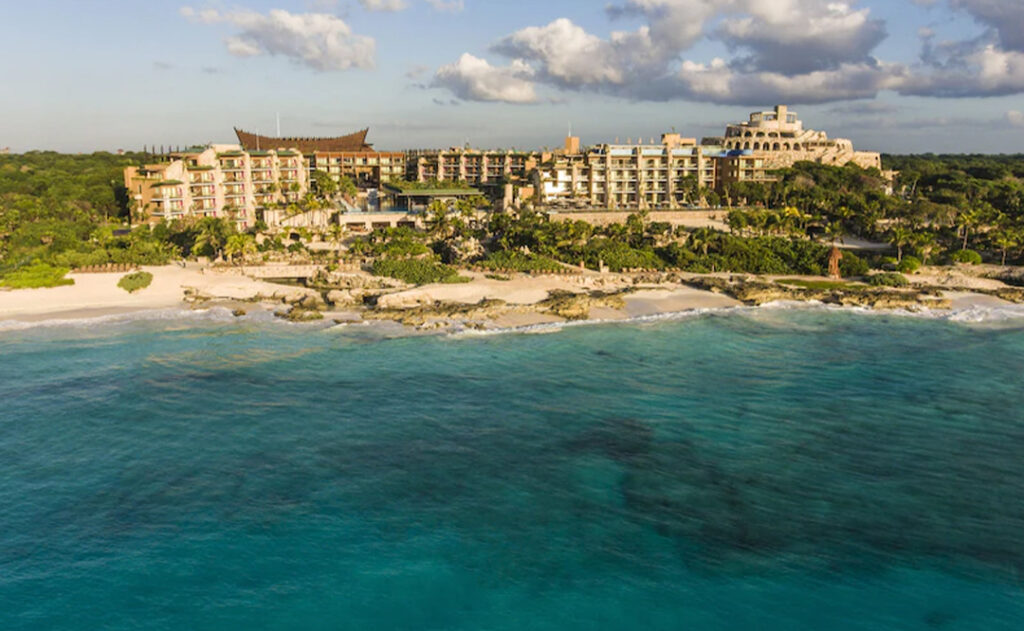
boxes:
[192,217,234,260]
[425,200,452,238]
[993,229,1020,266]
[224,233,257,265]
[311,170,338,200]
[889,224,913,262]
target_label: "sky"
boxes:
[2,0,1023,154]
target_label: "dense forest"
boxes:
[2,150,1023,288]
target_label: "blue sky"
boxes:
[2,0,1023,153]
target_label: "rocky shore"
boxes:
[185,265,1024,332]
[6,263,1024,330]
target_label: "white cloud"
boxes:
[359,0,409,11]
[674,58,906,104]
[902,44,1024,96]
[180,6,375,71]
[493,19,629,86]
[716,0,887,73]
[1007,110,1024,127]
[434,1,900,105]
[428,0,1024,105]
[432,53,538,103]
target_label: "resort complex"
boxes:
[124,106,884,224]
[123,145,309,229]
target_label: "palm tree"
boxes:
[993,229,1020,266]
[956,208,979,251]
[889,224,913,262]
[329,223,347,259]
[912,231,937,266]
[425,200,451,238]
[687,228,716,257]
[193,217,232,261]
[224,234,256,266]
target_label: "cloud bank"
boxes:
[180,6,375,71]
[429,0,1024,105]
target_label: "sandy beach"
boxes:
[0,265,322,322]
[1,264,1020,329]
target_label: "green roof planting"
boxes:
[384,183,482,196]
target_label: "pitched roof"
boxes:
[234,127,373,153]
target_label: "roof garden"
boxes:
[383,180,482,196]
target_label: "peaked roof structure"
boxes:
[233,127,373,153]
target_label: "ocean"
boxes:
[1,307,1023,630]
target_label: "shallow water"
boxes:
[1,308,1023,630]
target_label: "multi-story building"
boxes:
[540,134,725,210]
[126,109,883,222]
[309,150,407,188]
[540,105,884,208]
[711,105,882,188]
[406,148,539,188]
[123,144,308,228]
[235,127,405,190]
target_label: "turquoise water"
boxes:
[2,309,1023,630]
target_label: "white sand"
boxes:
[376,273,599,309]
[623,287,741,317]
[0,265,314,322]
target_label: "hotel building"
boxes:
[125,108,883,221]
[541,134,723,210]
[235,128,406,189]
[406,148,539,188]
[539,105,884,209]
[123,145,308,228]
[714,104,881,179]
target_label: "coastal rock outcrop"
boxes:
[683,276,953,311]
[538,290,627,321]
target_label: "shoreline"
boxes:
[2,264,1023,333]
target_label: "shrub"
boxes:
[897,256,922,274]
[0,263,74,289]
[479,251,563,273]
[350,227,431,258]
[583,240,665,272]
[951,249,982,265]
[868,272,909,287]
[839,251,870,277]
[117,271,153,293]
[879,256,899,271]
[372,258,468,285]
